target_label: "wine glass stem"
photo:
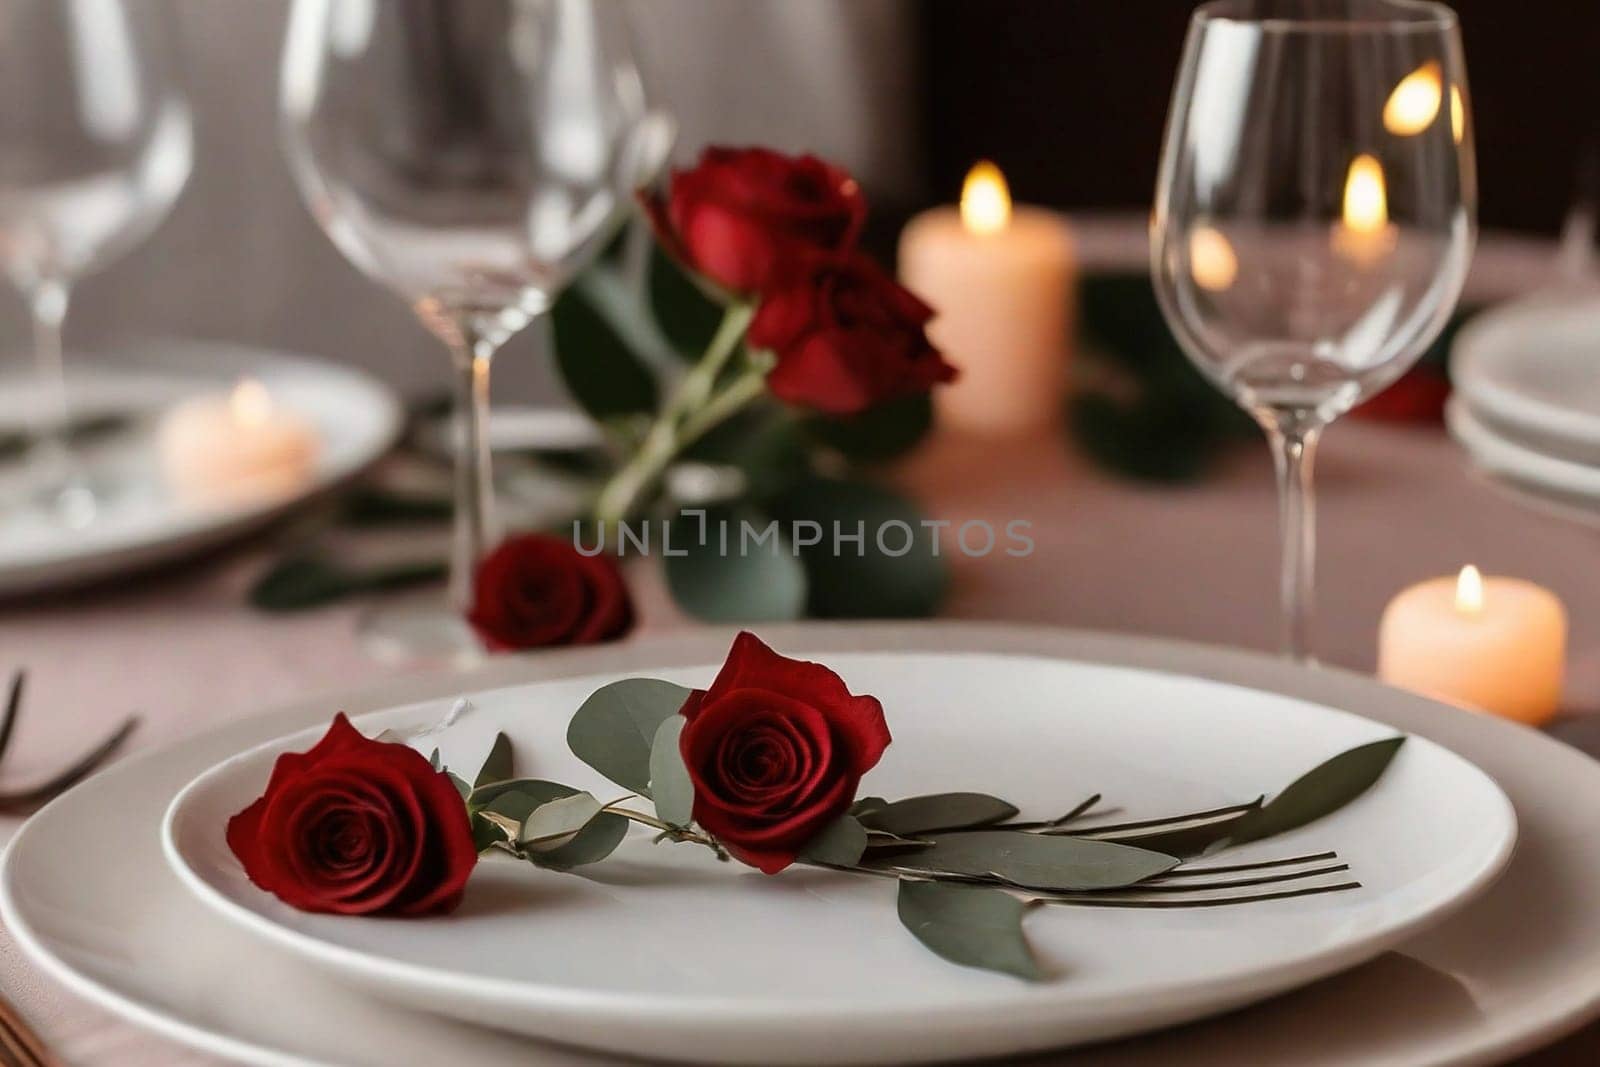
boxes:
[29,281,73,484]
[1267,422,1322,663]
[447,327,500,613]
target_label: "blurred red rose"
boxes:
[747,254,956,415]
[644,146,867,295]
[468,534,633,652]
[678,632,891,874]
[1352,366,1451,424]
[226,714,478,916]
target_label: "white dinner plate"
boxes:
[1451,294,1600,464]
[162,636,1511,1064]
[6,626,1600,1066]
[0,339,402,597]
[1447,395,1600,508]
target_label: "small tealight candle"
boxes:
[899,161,1076,437]
[159,379,319,504]
[1378,566,1567,725]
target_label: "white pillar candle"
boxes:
[899,161,1076,438]
[1378,565,1567,725]
[158,380,319,504]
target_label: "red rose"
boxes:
[678,632,891,874]
[1352,366,1451,424]
[747,254,957,415]
[644,146,867,295]
[468,534,633,652]
[226,714,477,916]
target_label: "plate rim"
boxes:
[0,338,404,597]
[1448,395,1600,499]
[158,650,1518,1031]
[1452,294,1600,451]
[3,623,1586,1067]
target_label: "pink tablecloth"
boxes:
[2,419,1597,1064]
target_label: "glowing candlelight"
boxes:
[159,379,320,504]
[1379,566,1567,725]
[899,160,1076,437]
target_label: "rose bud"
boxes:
[642,146,867,296]
[678,632,891,873]
[747,254,957,416]
[226,714,478,916]
[468,533,634,652]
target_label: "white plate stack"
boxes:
[1449,293,1600,525]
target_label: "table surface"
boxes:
[2,418,1598,1065]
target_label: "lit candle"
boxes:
[899,161,1076,437]
[158,380,320,504]
[1378,565,1567,725]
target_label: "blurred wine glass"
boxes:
[0,0,192,523]
[1152,0,1475,661]
[280,0,669,659]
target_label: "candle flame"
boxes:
[230,379,274,428]
[1189,225,1238,292]
[1450,85,1465,145]
[1456,564,1484,615]
[1342,154,1389,234]
[1383,61,1443,136]
[961,160,1011,236]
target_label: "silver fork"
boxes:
[0,672,139,815]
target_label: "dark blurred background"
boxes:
[920,0,1600,230]
[6,0,1588,403]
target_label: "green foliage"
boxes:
[766,478,948,619]
[566,678,694,796]
[897,880,1043,981]
[662,503,809,622]
[551,281,659,420]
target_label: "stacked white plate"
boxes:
[1450,293,1600,525]
[10,624,1600,1065]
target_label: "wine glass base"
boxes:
[355,598,488,669]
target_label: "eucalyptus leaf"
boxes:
[883,831,1178,892]
[800,814,868,867]
[896,879,1042,981]
[850,796,889,818]
[766,478,947,619]
[471,812,505,852]
[859,793,1019,836]
[428,748,441,770]
[567,678,694,796]
[474,733,514,788]
[249,554,446,613]
[447,772,472,803]
[648,716,694,827]
[662,503,808,622]
[649,243,725,356]
[551,279,659,419]
[532,812,629,871]
[1222,737,1407,847]
[519,792,604,847]
[483,780,630,870]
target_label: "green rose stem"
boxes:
[593,302,759,526]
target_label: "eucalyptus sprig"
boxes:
[435,677,1406,982]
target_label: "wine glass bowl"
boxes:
[279,0,666,656]
[0,0,192,517]
[1152,0,1475,658]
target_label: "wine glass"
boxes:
[0,0,192,523]
[1152,0,1475,661]
[280,0,669,660]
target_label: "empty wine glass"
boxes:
[281,0,668,660]
[1152,0,1475,661]
[0,0,192,522]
